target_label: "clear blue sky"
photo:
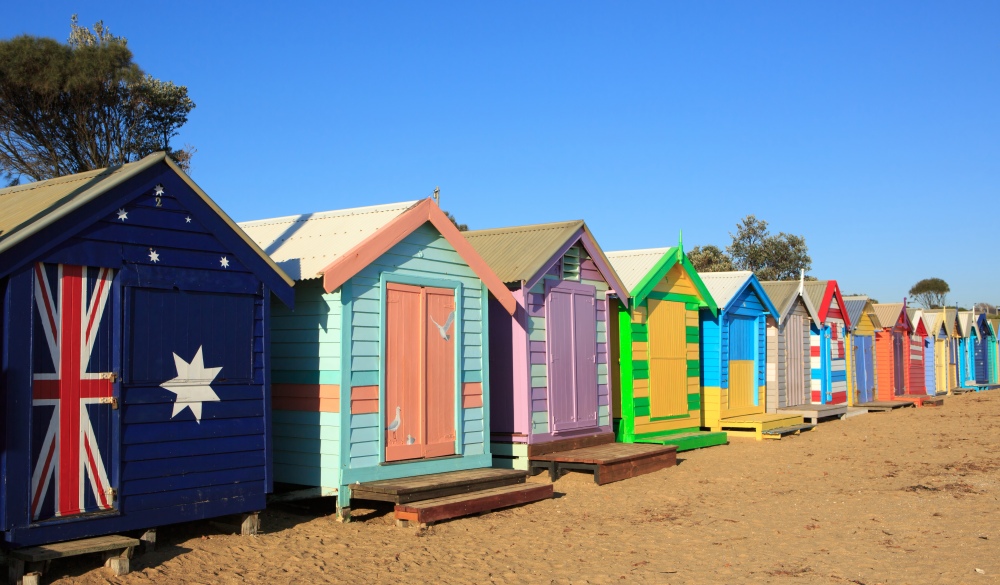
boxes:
[5,2,998,307]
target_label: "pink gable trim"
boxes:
[319,198,517,315]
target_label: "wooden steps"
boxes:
[718,413,808,441]
[529,443,677,485]
[394,483,553,526]
[8,535,139,584]
[857,400,916,412]
[777,403,848,425]
[351,468,528,504]
[761,423,816,438]
[900,394,945,407]
[634,430,729,451]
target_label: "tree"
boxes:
[688,244,734,272]
[974,302,998,315]
[726,215,811,281]
[908,278,950,309]
[0,16,195,184]
[444,210,468,231]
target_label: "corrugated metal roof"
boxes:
[801,281,829,312]
[921,310,942,335]
[463,221,583,284]
[843,296,870,331]
[697,271,754,310]
[759,281,799,317]
[873,303,904,328]
[0,157,154,254]
[238,201,418,281]
[908,308,924,332]
[958,312,975,337]
[605,247,673,293]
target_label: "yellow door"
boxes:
[647,299,688,417]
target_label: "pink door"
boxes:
[385,283,456,462]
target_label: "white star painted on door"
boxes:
[160,346,222,423]
[220,256,230,268]
[116,208,128,221]
[154,184,165,197]
[185,216,192,223]
[148,249,160,263]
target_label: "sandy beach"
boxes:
[43,391,1000,584]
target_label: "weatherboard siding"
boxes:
[346,223,486,470]
[766,300,811,411]
[269,280,342,486]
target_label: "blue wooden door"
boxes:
[820,325,833,403]
[854,335,874,403]
[30,263,120,521]
[975,334,988,383]
[924,337,936,395]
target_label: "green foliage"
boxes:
[444,210,468,231]
[726,215,812,280]
[908,278,950,309]
[0,16,195,184]
[688,244,734,272]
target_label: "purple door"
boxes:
[892,331,906,396]
[546,281,598,433]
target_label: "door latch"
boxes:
[99,397,119,409]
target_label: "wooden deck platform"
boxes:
[8,535,139,583]
[777,403,848,425]
[351,468,528,504]
[717,413,812,441]
[634,430,728,451]
[857,400,916,412]
[529,443,678,485]
[394,483,553,526]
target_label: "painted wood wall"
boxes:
[907,332,926,395]
[524,246,611,438]
[874,331,896,400]
[615,263,703,442]
[2,169,273,547]
[343,223,488,485]
[701,284,767,429]
[270,280,342,487]
[848,311,878,405]
[810,295,848,404]
[765,300,811,412]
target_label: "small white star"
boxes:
[154,184,165,197]
[116,208,128,221]
[185,216,192,224]
[149,249,160,263]
[220,256,230,269]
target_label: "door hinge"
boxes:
[105,487,118,501]
[99,396,119,409]
[100,372,118,382]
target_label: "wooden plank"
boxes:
[394,484,553,524]
[351,468,529,503]
[12,535,140,562]
[525,432,615,457]
[530,443,675,465]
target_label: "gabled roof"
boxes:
[976,313,996,338]
[908,308,928,337]
[240,201,417,281]
[958,312,975,338]
[0,152,295,304]
[698,271,778,317]
[760,280,820,325]
[843,295,881,332]
[873,303,912,332]
[919,309,944,337]
[464,220,628,303]
[920,308,959,337]
[241,198,517,314]
[801,280,852,329]
[605,246,717,314]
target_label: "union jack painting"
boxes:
[30,263,117,520]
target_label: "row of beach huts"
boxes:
[0,154,996,580]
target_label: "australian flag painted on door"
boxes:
[31,263,118,521]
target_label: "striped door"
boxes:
[647,299,688,417]
[385,283,456,462]
[727,316,756,409]
[547,284,599,432]
[785,315,807,407]
[908,335,925,395]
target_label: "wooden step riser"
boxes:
[353,476,526,504]
[395,484,553,524]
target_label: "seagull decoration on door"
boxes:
[430,310,456,341]
[387,405,402,432]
